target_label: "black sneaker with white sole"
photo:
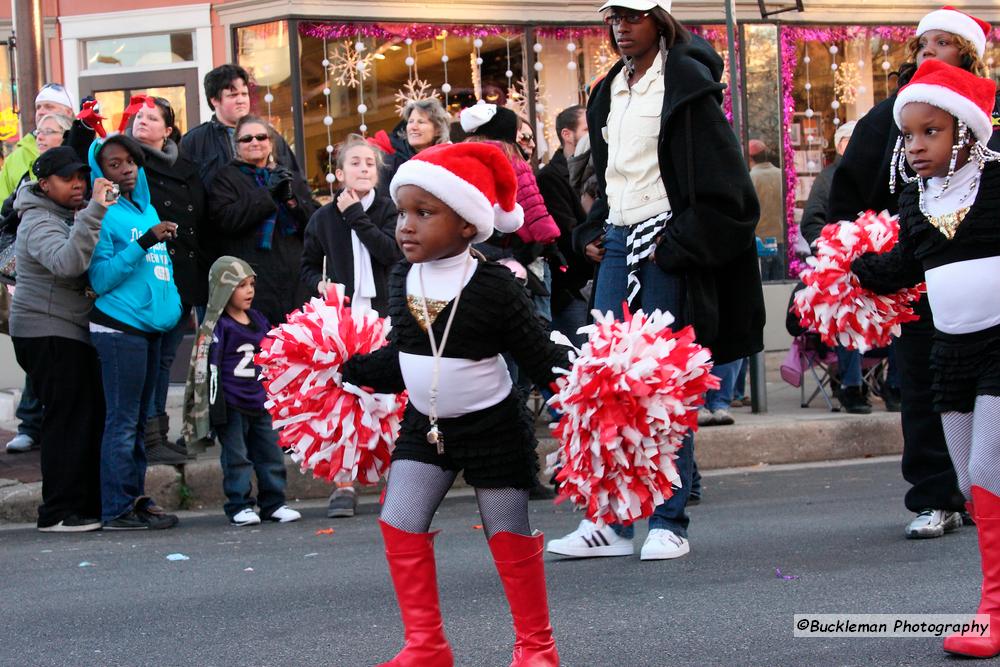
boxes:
[104,509,178,530]
[37,515,102,533]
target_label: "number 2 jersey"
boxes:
[209,309,270,414]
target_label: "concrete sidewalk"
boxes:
[0,352,903,523]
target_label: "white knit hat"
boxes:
[35,83,76,112]
[389,142,524,243]
[917,6,992,58]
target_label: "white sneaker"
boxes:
[640,528,690,560]
[268,505,301,523]
[905,509,962,539]
[545,519,634,558]
[231,508,261,526]
[6,433,35,452]
[712,408,735,426]
[697,408,714,426]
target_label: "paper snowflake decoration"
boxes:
[506,77,547,120]
[328,41,376,89]
[394,78,438,116]
[834,62,861,106]
[592,41,616,79]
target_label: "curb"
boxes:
[0,413,902,524]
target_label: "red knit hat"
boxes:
[917,6,991,57]
[893,59,997,143]
[389,142,524,243]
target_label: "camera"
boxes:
[105,183,120,203]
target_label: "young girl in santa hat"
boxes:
[855,59,1000,658]
[340,141,563,667]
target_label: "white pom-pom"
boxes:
[534,62,543,72]
[829,45,839,54]
[473,38,483,49]
[356,60,367,71]
[326,144,334,153]
[405,56,415,67]
[882,60,891,71]
[325,172,335,184]
[831,100,840,110]
[263,93,274,104]
[441,83,452,94]
[533,43,543,53]
[323,115,333,126]
[493,202,524,235]
[405,38,413,45]
[441,54,449,63]
[803,55,811,64]
[476,57,484,65]
[322,58,330,67]
[568,61,577,70]
[857,59,865,69]
[357,103,368,114]
[359,123,367,133]
[831,63,839,71]
[804,82,811,91]
[323,87,331,96]
[355,41,366,52]
[567,42,577,52]
[882,44,890,52]
[505,69,514,78]
[805,108,814,118]
[536,103,545,114]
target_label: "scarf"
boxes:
[236,163,299,250]
[351,190,378,314]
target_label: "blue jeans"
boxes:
[147,306,190,419]
[531,259,552,322]
[217,410,287,519]
[16,375,43,440]
[91,331,161,522]
[733,357,749,401]
[706,360,741,412]
[594,224,692,538]
[836,346,862,387]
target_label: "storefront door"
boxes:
[78,68,200,134]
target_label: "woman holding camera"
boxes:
[209,115,315,326]
[87,134,183,530]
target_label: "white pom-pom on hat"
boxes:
[459,101,497,134]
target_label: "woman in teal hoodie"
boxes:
[87,134,183,530]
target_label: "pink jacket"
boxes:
[512,156,560,244]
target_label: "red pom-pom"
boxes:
[547,308,719,527]
[254,284,405,485]
[792,210,924,352]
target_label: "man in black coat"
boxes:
[181,64,301,188]
[537,105,591,346]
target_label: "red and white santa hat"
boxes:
[893,59,997,143]
[389,142,523,243]
[917,6,991,57]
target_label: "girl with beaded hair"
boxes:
[828,6,1000,541]
[852,59,1000,659]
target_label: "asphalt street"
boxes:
[0,457,985,667]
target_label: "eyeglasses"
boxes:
[36,128,63,136]
[602,11,651,25]
[237,133,270,144]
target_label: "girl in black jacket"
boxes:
[209,115,316,327]
[552,2,763,563]
[301,134,401,317]
[130,96,213,463]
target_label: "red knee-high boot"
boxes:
[376,520,453,667]
[489,531,560,667]
[944,486,1000,658]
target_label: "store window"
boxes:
[235,21,297,160]
[83,33,196,70]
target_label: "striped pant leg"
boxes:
[969,395,1000,497]
[942,410,975,500]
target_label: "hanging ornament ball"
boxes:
[359,124,367,133]
[829,45,839,55]
[804,82,812,91]
[830,63,839,71]
[534,62,544,72]
[803,55,811,64]
[805,108,814,118]
[323,115,333,126]
[858,85,867,94]
[857,59,865,69]
[441,54,449,63]
[473,38,484,49]
[322,59,331,68]
[357,60,367,71]
[326,144,334,153]
[882,44,890,52]
[599,55,608,64]
[882,60,892,71]
[405,56,415,67]
[477,57,484,65]
[831,100,840,110]
[323,87,331,96]
[567,42,577,52]
[505,69,514,78]
[355,41,366,52]
[326,173,336,184]
[441,83,452,94]
[833,117,841,125]
[264,93,274,104]
[536,103,545,114]
[405,38,413,45]
[533,43,543,53]
[807,161,817,171]
[357,103,368,114]
[568,61,577,70]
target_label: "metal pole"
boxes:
[12,0,45,135]
[749,351,767,413]
[724,0,743,141]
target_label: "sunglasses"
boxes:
[237,133,270,144]
[603,11,651,25]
